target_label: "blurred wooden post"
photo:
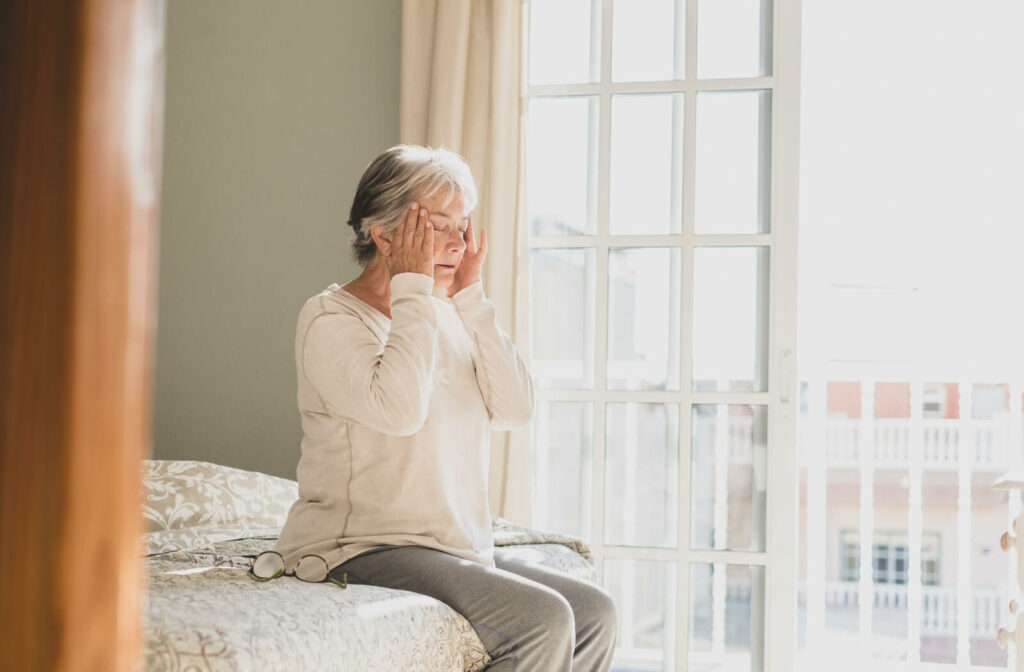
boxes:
[0,0,164,670]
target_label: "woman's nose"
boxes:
[446,229,466,252]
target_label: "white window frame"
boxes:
[518,1,802,670]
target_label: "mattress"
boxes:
[140,460,594,672]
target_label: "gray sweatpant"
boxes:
[330,545,617,671]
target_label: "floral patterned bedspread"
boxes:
[141,460,594,672]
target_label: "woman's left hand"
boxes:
[448,217,487,297]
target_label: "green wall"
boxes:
[153,0,402,478]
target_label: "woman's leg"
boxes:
[332,546,577,671]
[494,549,617,672]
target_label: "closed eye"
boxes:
[432,222,469,238]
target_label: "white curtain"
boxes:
[400,0,531,524]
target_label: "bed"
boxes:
[141,459,595,672]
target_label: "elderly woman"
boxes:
[275,145,616,670]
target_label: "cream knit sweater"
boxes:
[275,273,534,570]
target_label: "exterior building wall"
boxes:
[798,486,1009,590]
[825,381,963,420]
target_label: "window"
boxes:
[523,0,802,670]
[839,530,941,586]
[921,383,947,418]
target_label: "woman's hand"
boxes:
[448,217,487,297]
[386,203,435,278]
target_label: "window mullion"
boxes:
[677,82,699,672]
[529,233,776,248]
[676,4,698,660]
[591,0,613,574]
[526,77,777,99]
[685,0,698,83]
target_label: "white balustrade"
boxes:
[790,416,1007,471]
[818,582,1002,637]
[797,375,1023,671]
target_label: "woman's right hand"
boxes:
[386,203,435,278]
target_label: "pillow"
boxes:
[141,459,298,532]
[143,525,282,557]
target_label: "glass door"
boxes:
[523,0,802,670]
[795,2,1024,670]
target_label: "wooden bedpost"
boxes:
[0,0,164,670]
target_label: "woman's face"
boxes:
[418,189,469,291]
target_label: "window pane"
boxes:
[872,471,908,658]
[531,248,596,388]
[605,403,679,548]
[612,0,681,82]
[840,531,860,581]
[532,402,592,541]
[610,94,682,235]
[690,563,765,672]
[527,96,597,236]
[692,247,769,392]
[528,0,598,85]
[694,90,771,234]
[606,559,676,671]
[608,247,681,390]
[697,0,772,79]
[691,405,767,552]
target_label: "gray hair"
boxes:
[347,145,478,265]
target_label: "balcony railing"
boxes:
[720,415,1016,472]
[799,376,1024,667]
[818,582,1003,637]
[802,418,1011,472]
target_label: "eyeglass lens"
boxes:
[251,551,285,580]
[295,555,330,583]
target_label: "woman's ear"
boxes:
[369,227,391,256]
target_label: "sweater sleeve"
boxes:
[450,281,535,429]
[301,273,438,436]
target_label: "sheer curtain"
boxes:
[400,0,531,523]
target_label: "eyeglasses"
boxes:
[248,550,347,589]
